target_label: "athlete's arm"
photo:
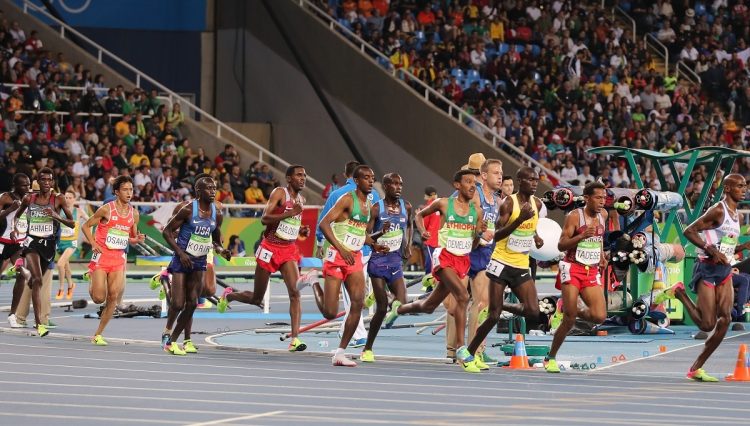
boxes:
[403,201,414,260]
[52,194,76,229]
[128,209,145,244]
[684,204,728,264]
[599,209,609,268]
[319,193,355,264]
[366,202,383,240]
[533,197,544,248]
[212,209,231,260]
[11,194,30,237]
[492,196,516,241]
[81,204,110,252]
[172,200,188,216]
[261,188,299,225]
[163,204,193,267]
[415,198,444,240]
[558,210,587,252]
[472,205,486,250]
[0,193,19,220]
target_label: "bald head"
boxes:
[725,173,745,186]
[516,166,536,180]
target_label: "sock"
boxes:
[545,356,555,361]
[334,348,345,357]
[163,328,171,335]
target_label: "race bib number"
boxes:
[343,232,365,252]
[91,251,101,263]
[445,236,472,256]
[61,225,75,238]
[186,234,212,257]
[16,216,28,234]
[718,236,737,260]
[275,216,301,241]
[325,247,337,263]
[29,222,53,238]
[256,246,273,263]
[507,229,534,253]
[71,240,78,248]
[558,261,572,284]
[575,239,601,265]
[105,228,129,250]
[431,248,442,268]
[486,259,505,277]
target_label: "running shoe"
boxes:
[545,358,560,373]
[332,354,357,367]
[474,354,490,371]
[549,310,563,331]
[456,345,474,363]
[296,269,319,291]
[183,340,198,353]
[161,333,170,347]
[287,337,307,352]
[360,349,375,363]
[477,307,489,325]
[687,368,718,382]
[461,359,481,373]
[217,287,233,313]
[91,335,108,346]
[197,298,213,309]
[166,342,186,356]
[481,351,498,364]
[66,283,76,299]
[37,324,49,337]
[364,290,376,308]
[55,289,63,300]
[654,282,685,305]
[383,300,401,328]
[158,288,166,300]
[45,320,57,329]
[348,338,367,348]
[82,270,91,281]
[7,314,22,328]
[420,274,435,293]
[149,272,163,290]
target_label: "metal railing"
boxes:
[645,33,669,77]
[675,60,702,86]
[295,0,566,184]
[20,0,325,193]
[613,6,637,43]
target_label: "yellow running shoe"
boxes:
[687,368,718,382]
[287,337,307,352]
[545,358,560,373]
[474,353,490,370]
[37,324,49,337]
[166,342,186,356]
[91,335,108,346]
[364,291,376,308]
[360,350,375,363]
[183,340,198,353]
[461,359,481,373]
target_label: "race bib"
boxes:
[379,229,403,252]
[575,238,601,265]
[105,228,129,250]
[256,246,273,263]
[718,235,737,261]
[558,261,572,284]
[431,248,442,268]
[16,215,28,235]
[91,251,101,263]
[507,229,534,253]
[343,230,366,252]
[445,235,472,256]
[186,233,212,257]
[325,246,337,263]
[61,224,75,238]
[275,215,301,241]
[486,259,505,277]
[29,222,53,238]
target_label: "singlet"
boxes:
[94,201,134,252]
[59,208,79,243]
[175,200,217,258]
[0,192,27,244]
[438,197,477,256]
[477,188,500,247]
[563,208,605,266]
[372,198,408,255]
[27,193,59,241]
[264,187,303,245]
[327,191,370,254]
[698,201,741,263]
[492,194,539,269]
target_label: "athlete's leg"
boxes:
[8,254,29,316]
[548,283,581,358]
[443,294,457,357]
[57,248,74,293]
[505,278,542,327]
[171,271,202,343]
[41,268,52,325]
[89,268,108,304]
[279,261,301,338]
[23,252,47,327]
[577,284,607,325]
[388,276,407,305]
[436,267,470,348]
[364,276,388,351]
[398,280,451,315]
[226,266,270,307]
[690,282,733,371]
[203,261,217,297]
[468,279,506,355]
[468,271,490,344]
[314,274,343,320]
[339,271,366,350]
[94,269,125,336]
[676,282,718,332]
[165,273,186,336]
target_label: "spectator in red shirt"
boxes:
[416,5,436,26]
[420,185,440,272]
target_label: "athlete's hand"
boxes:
[218,247,231,261]
[421,231,431,241]
[381,221,392,233]
[477,219,488,236]
[42,207,60,220]
[481,229,494,242]
[373,243,389,254]
[339,247,355,265]
[7,199,21,212]
[91,242,103,254]
[290,202,303,216]
[178,251,193,269]
[583,224,597,238]
[706,245,729,265]
[401,244,412,260]
[134,233,146,244]
[534,234,544,249]
[299,225,310,237]
[519,203,535,221]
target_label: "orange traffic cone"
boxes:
[504,334,534,370]
[726,344,750,382]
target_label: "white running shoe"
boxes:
[332,353,357,367]
[8,314,23,328]
[297,269,320,291]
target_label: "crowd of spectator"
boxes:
[314,0,750,206]
[0,12,280,215]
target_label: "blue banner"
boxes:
[16,0,206,31]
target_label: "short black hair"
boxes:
[38,167,53,177]
[583,181,606,195]
[353,165,372,179]
[502,175,513,182]
[113,175,133,191]
[454,169,478,182]
[13,173,29,186]
[382,172,400,185]
[344,161,361,177]
[286,165,304,177]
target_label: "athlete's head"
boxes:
[501,175,514,197]
[12,173,30,196]
[583,181,606,213]
[285,165,306,191]
[191,173,211,194]
[382,173,403,199]
[453,169,478,201]
[64,188,77,208]
[353,165,374,194]
[344,161,360,178]
[36,167,54,193]
[516,167,539,196]
[480,159,503,192]
[113,175,134,203]
[195,176,217,203]
[723,173,747,203]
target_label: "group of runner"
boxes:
[0,157,743,381]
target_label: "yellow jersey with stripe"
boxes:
[491,194,539,268]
